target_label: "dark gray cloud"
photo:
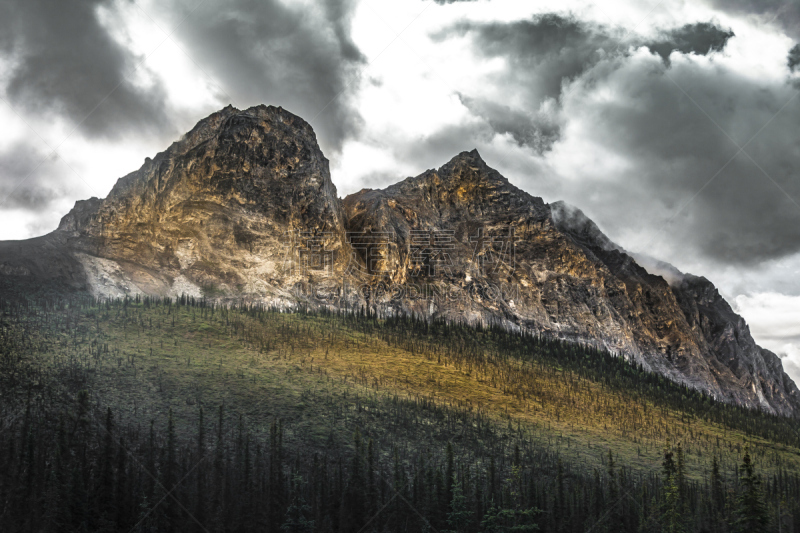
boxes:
[439,15,620,102]
[541,53,800,267]
[703,0,800,38]
[0,0,172,140]
[433,14,622,152]
[432,13,800,268]
[790,44,800,71]
[161,0,365,153]
[435,15,734,153]
[457,94,560,153]
[0,142,70,210]
[646,22,735,62]
[0,0,365,153]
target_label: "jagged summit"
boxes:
[47,103,347,296]
[440,148,490,167]
[1,104,798,417]
[388,149,507,190]
[375,148,548,225]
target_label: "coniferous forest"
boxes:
[1,287,799,532]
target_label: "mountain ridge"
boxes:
[1,104,798,417]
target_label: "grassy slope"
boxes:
[14,297,798,481]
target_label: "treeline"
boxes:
[3,291,800,449]
[0,393,797,533]
[224,300,800,449]
[1,293,800,531]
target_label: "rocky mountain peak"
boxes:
[371,149,549,227]
[2,104,798,417]
[48,104,348,296]
[438,148,494,177]
[387,149,507,195]
[97,104,329,206]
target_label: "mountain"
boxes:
[1,104,797,416]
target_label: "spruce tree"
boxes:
[164,408,177,533]
[114,436,129,530]
[195,407,206,533]
[676,442,686,512]
[96,407,115,526]
[710,454,724,532]
[662,442,684,533]
[556,458,566,531]
[733,448,768,533]
[445,441,455,516]
[281,474,314,533]
[446,477,473,533]
[343,428,365,532]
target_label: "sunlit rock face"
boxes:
[1,105,797,416]
[345,151,800,417]
[54,104,350,299]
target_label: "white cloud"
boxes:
[734,292,800,384]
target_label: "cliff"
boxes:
[1,105,797,416]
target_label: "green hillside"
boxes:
[1,293,799,532]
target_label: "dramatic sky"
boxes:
[1,0,800,380]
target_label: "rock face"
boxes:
[344,152,800,416]
[54,105,350,299]
[1,105,798,416]
[550,203,800,415]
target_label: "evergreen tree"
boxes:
[195,407,206,533]
[281,474,314,533]
[343,428,365,532]
[733,448,768,533]
[555,458,567,531]
[115,436,129,530]
[676,442,687,512]
[366,438,376,521]
[710,454,725,533]
[446,442,455,512]
[606,450,622,531]
[96,407,116,527]
[164,408,177,533]
[662,442,684,533]
[446,477,473,533]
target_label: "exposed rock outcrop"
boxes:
[0,105,797,416]
[53,104,349,298]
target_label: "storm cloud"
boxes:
[646,22,735,63]
[0,0,365,152]
[0,142,73,211]
[790,44,800,71]
[551,51,800,266]
[429,13,799,268]
[0,0,171,139]
[439,15,621,103]
[159,0,365,153]
[703,0,800,39]
[456,95,561,153]
[434,15,735,153]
